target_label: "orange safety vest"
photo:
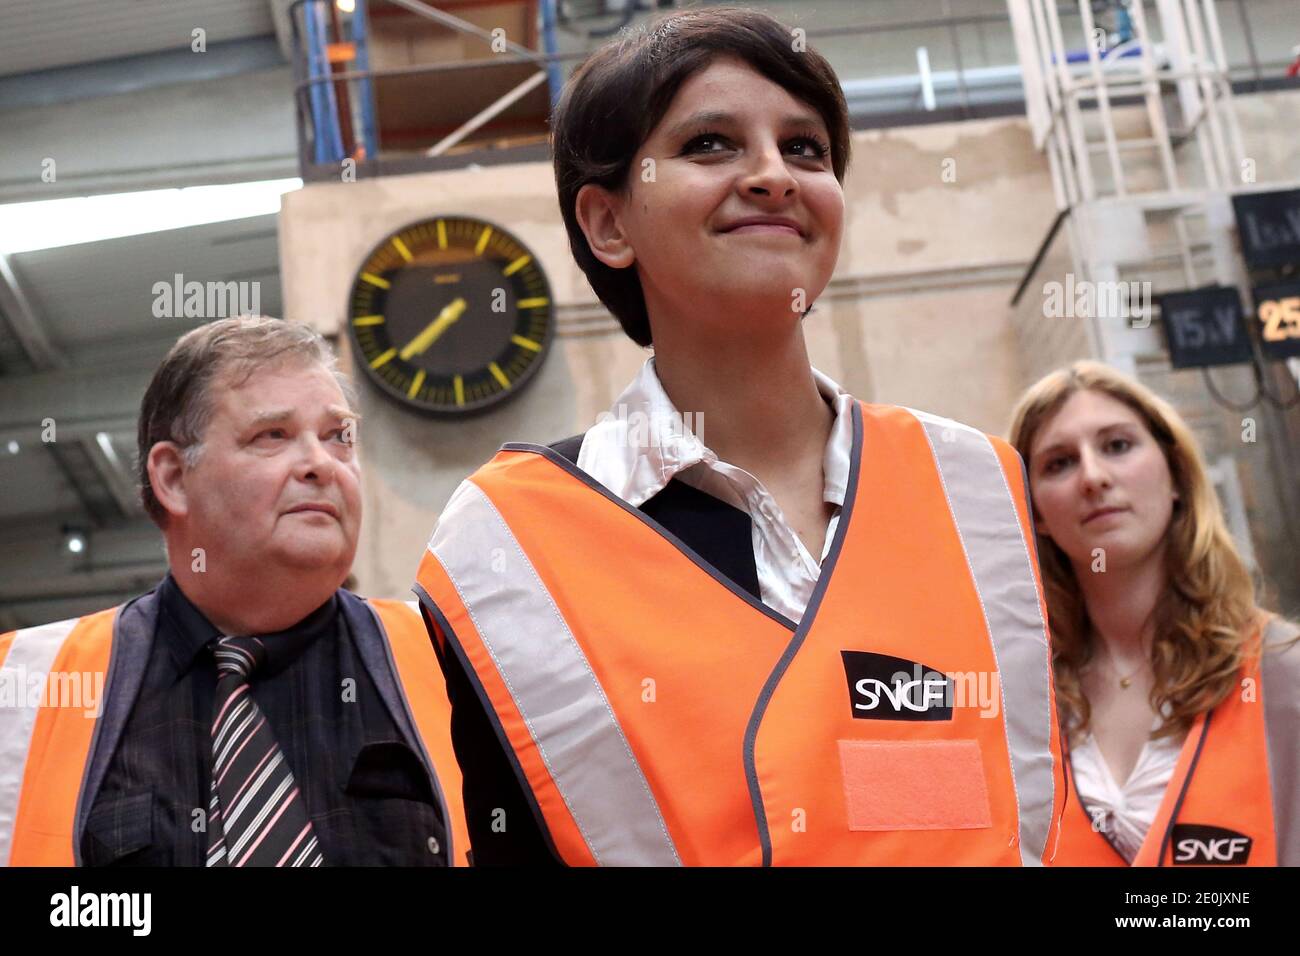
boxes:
[0,597,469,866]
[1055,616,1300,867]
[416,402,1069,865]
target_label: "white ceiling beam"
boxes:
[0,254,66,370]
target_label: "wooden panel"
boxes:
[368,1,546,151]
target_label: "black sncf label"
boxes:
[841,650,952,721]
[1171,824,1252,865]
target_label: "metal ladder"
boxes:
[1008,0,1251,373]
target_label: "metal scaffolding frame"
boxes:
[1008,0,1300,584]
[291,1,1297,184]
[1007,0,1275,372]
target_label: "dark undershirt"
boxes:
[432,434,762,865]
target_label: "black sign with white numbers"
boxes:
[1251,280,1300,361]
[1158,286,1253,369]
[1232,189,1300,269]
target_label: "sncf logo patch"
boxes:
[841,650,953,721]
[1171,824,1252,865]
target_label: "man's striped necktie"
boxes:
[206,635,324,867]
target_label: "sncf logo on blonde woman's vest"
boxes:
[417,402,1070,866]
[1056,616,1300,867]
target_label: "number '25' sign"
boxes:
[1252,280,1300,360]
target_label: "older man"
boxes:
[0,316,466,866]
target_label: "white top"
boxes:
[577,356,855,624]
[1069,707,1184,863]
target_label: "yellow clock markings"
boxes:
[350,217,552,413]
[400,298,468,359]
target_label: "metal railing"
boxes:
[288,0,1299,183]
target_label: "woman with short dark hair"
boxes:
[417,6,1070,866]
[550,5,851,347]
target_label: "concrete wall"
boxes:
[279,91,1300,612]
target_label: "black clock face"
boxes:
[347,216,554,415]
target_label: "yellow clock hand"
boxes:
[400,298,468,359]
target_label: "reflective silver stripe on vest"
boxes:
[0,618,79,866]
[1262,616,1300,866]
[429,479,682,866]
[904,408,1056,867]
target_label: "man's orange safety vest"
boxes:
[416,402,1070,865]
[0,596,469,866]
[1055,616,1300,867]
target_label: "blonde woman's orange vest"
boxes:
[1055,617,1300,867]
[0,599,469,866]
[416,402,1070,865]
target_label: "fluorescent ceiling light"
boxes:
[0,178,303,254]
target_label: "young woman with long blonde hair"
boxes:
[1009,361,1299,866]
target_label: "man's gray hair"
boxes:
[136,315,358,526]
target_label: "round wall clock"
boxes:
[346,215,554,416]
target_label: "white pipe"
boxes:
[916,46,936,111]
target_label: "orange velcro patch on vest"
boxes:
[837,739,993,831]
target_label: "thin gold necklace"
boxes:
[1097,650,1146,689]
